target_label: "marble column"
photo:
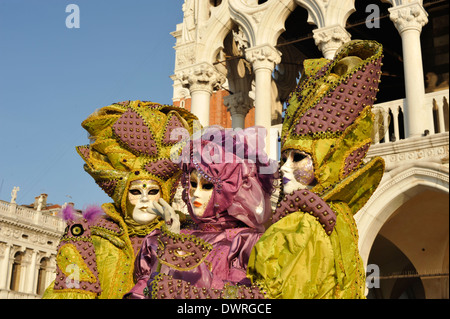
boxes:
[25,250,38,294]
[246,44,282,155]
[0,244,11,289]
[389,2,430,138]
[44,257,57,291]
[313,25,351,60]
[224,92,253,129]
[177,63,226,127]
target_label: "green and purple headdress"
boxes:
[282,40,385,214]
[76,100,198,216]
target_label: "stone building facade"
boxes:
[0,195,68,298]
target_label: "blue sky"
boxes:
[0,1,184,209]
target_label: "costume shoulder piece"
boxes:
[273,189,337,235]
[51,205,105,297]
[282,40,385,214]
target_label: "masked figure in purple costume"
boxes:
[125,126,277,299]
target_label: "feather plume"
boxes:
[82,205,104,222]
[60,204,77,221]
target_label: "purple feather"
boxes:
[82,205,104,222]
[60,204,77,221]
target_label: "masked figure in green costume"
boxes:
[247,40,385,299]
[43,100,197,299]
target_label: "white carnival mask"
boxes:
[189,170,214,217]
[280,150,315,194]
[127,179,161,225]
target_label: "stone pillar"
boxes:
[313,25,351,60]
[25,250,38,294]
[19,250,30,292]
[45,257,57,291]
[8,202,17,215]
[436,101,446,134]
[392,106,400,142]
[389,2,430,138]
[223,92,253,129]
[0,243,11,289]
[246,44,282,154]
[177,63,226,127]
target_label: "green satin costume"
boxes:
[247,40,385,299]
[43,204,164,299]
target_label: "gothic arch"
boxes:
[229,0,257,48]
[356,161,449,268]
[295,0,356,29]
[200,2,234,65]
[255,0,296,46]
[229,0,296,48]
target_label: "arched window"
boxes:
[209,0,222,6]
[36,257,50,295]
[10,251,23,291]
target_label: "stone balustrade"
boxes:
[372,89,449,144]
[0,201,66,233]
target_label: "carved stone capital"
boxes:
[223,92,254,116]
[313,25,351,59]
[176,63,226,94]
[0,242,10,257]
[389,2,428,34]
[245,44,282,71]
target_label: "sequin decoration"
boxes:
[96,179,118,197]
[273,189,336,235]
[144,159,179,180]
[149,273,266,299]
[162,113,186,145]
[113,108,157,156]
[342,142,371,178]
[294,57,382,136]
[156,227,212,271]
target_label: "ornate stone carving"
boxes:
[229,0,296,51]
[245,45,282,71]
[296,0,355,29]
[366,133,449,171]
[313,25,351,59]
[232,26,249,55]
[175,46,196,68]
[389,2,428,33]
[242,0,259,6]
[0,243,8,257]
[176,63,226,93]
[181,0,196,43]
[10,187,19,204]
[223,91,254,117]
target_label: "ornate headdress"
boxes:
[281,40,385,213]
[76,100,198,216]
[179,126,277,231]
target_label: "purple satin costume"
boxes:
[124,127,277,299]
